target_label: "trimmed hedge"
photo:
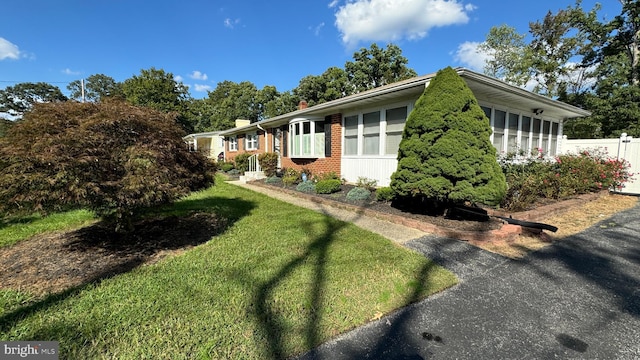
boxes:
[315,179,342,194]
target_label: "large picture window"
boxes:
[493,110,506,152]
[289,118,324,157]
[507,113,519,152]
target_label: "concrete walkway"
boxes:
[232,181,640,359]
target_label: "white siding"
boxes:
[341,157,398,187]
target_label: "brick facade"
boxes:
[225,113,343,178]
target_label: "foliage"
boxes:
[356,177,378,191]
[390,67,507,209]
[0,82,67,118]
[281,168,301,187]
[0,100,214,231]
[264,176,281,185]
[375,187,394,202]
[219,161,235,172]
[67,74,123,102]
[500,148,633,211]
[258,152,279,177]
[313,171,340,182]
[345,43,417,93]
[0,118,14,137]
[294,67,351,106]
[346,187,371,202]
[233,153,253,174]
[121,67,194,133]
[0,180,456,358]
[295,181,316,193]
[315,179,342,194]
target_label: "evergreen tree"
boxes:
[390,67,506,211]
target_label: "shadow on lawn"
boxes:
[0,196,255,336]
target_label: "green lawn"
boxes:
[0,209,96,248]
[0,179,457,359]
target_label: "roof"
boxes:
[219,67,591,136]
[183,131,224,140]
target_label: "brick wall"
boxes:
[224,130,267,162]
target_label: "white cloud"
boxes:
[334,0,474,47]
[0,37,21,60]
[189,71,208,81]
[311,22,325,36]
[224,18,240,29]
[328,0,339,8]
[174,75,184,82]
[453,41,490,71]
[62,68,81,76]
[194,84,212,92]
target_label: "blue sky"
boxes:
[0,0,621,99]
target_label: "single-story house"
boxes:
[183,131,226,160]
[212,67,591,186]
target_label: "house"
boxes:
[183,120,251,161]
[214,67,591,186]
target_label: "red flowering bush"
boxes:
[501,147,633,211]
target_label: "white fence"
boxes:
[561,134,640,195]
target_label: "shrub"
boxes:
[0,101,214,231]
[296,181,316,193]
[390,67,506,209]
[346,187,371,201]
[265,176,282,185]
[356,177,378,191]
[376,187,394,202]
[258,152,279,177]
[220,162,235,172]
[234,153,252,174]
[314,171,340,182]
[282,168,301,187]
[315,179,342,194]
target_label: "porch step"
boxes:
[239,171,266,184]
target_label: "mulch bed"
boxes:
[0,213,226,296]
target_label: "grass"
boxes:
[0,178,457,359]
[0,209,96,248]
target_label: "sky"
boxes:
[0,0,622,99]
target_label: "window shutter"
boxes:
[282,125,288,157]
[256,133,260,150]
[243,135,247,150]
[324,116,332,157]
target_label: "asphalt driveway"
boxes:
[296,203,640,359]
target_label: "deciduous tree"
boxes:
[0,82,67,118]
[0,100,214,231]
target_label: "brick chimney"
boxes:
[298,100,308,110]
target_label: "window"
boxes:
[507,113,519,152]
[246,132,258,150]
[229,136,238,151]
[542,120,551,154]
[363,111,380,155]
[532,118,542,151]
[521,116,531,154]
[289,118,324,157]
[550,122,559,156]
[385,107,407,155]
[344,115,358,155]
[493,110,506,152]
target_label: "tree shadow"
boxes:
[0,196,255,334]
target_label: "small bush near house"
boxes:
[356,177,378,191]
[296,181,316,193]
[234,153,252,174]
[265,176,282,185]
[258,152,279,177]
[316,179,342,194]
[346,187,371,201]
[376,187,394,202]
[500,148,633,211]
[219,161,235,172]
[314,171,340,182]
[282,168,301,187]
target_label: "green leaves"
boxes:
[390,67,506,208]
